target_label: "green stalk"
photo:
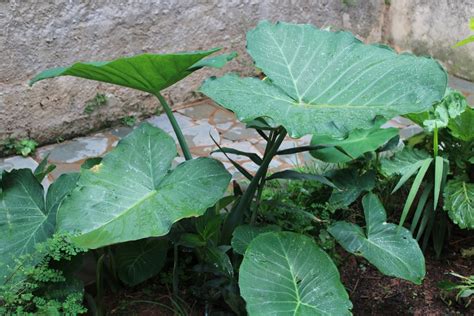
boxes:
[433,125,439,157]
[172,244,179,299]
[155,92,192,161]
[222,128,287,242]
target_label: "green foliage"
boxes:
[439,272,474,308]
[258,178,334,237]
[30,50,235,94]
[444,179,474,229]
[84,92,107,114]
[121,115,137,127]
[0,234,86,315]
[310,119,399,163]
[57,123,231,249]
[454,17,474,47]
[239,232,352,315]
[201,21,446,138]
[4,138,38,157]
[329,193,425,284]
[16,20,452,314]
[0,169,79,285]
[115,238,169,286]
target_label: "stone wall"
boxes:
[0,0,472,149]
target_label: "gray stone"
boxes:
[146,113,195,134]
[178,103,217,120]
[109,126,134,139]
[37,136,109,163]
[222,124,260,142]
[182,123,220,147]
[0,156,39,172]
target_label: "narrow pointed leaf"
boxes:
[380,147,431,193]
[0,170,78,284]
[266,169,337,189]
[212,147,263,165]
[433,156,445,209]
[239,232,352,315]
[399,158,432,227]
[329,193,425,284]
[31,49,223,93]
[57,123,231,249]
[201,21,447,138]
[443,179,474,229]
[410,182,433,233]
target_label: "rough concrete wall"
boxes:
[3,0,473,148]
[0,0,385,147]
[387,0,474,81]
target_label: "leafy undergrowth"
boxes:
[102,229,473,315]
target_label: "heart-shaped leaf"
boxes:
[231,224,280,255]
[239,231,352,315]
[200,21,447,138]
[329,193,425,284]
[0,170,78,284]
[311,121,399,163]
[30,49,235,94]
[115,238,169,286]
[57,123,231,249]
[444,179,474,229]
[327,169,375,207]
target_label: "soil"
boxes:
[102,231,473,316]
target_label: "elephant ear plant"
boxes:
[1,21,449,314]
[201,21,447,314]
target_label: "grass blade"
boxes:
[266,169,337,189]
[399,158,432,228]
[433,156,444,209]
[410,182,433,233]
[212,147,263,165]
[392,159,427,193]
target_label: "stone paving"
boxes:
[1,75,473,182]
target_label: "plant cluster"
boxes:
[2,138,38,157]
[1,21,472,315]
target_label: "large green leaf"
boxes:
[30,49,235,93]
[200,21,447,138]
[231,224,280,255]
[239,231,352,315]
[448,106,474,142]
[115,238,169,286]
[327,169,375,207]
[444,179,474,229]
[0,170,78,284]
[328,193,425,284]
[57,123,231,249]
[311,121,399,163]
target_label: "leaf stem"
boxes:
[433,125,439,157]
[155,92,193,161]
[172,244,179,299]
[223,128,287,238]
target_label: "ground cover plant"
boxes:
[1,20,471,315]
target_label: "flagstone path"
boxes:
[2,75,473,186]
